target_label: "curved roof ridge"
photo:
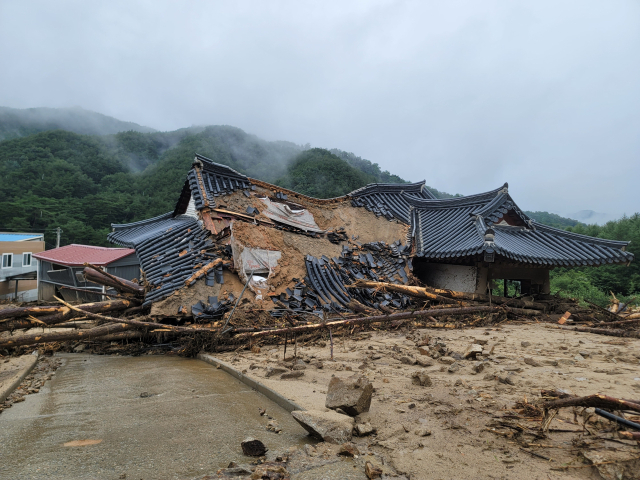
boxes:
[111,212,174,230]
[532,221,632,249]
[347,180,427,197]
[194,153,248,178]
[402,183,508,209]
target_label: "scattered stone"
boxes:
[416,356,434,367]
[574,354,585,362]
[249,364,260,370]
[250,463,289,480]
[338,442,359,457]
[497,376,515,386]
[464,344,483,359]
[542,359,559,367]
[414,427,432,437]
[292,360,307,370]
[355,422,375,436]
[365,461,383,479]
[417,347,430,356]
[266,420,282,433]
[303,444,317,456]
[521,341,531,348]
[241,438,267,456]
[265,367,288,378]
[280,371,304,380]
[411,370,432,387]
[218,465,253,476]
[439,356,456,365]
[474,338,489,345]
[325,374,373,416]
[472,362,485,374]
[447,362,460,373]
[399,356,416,365]
[73,344,86,353]
[579,351,590,358]
[291,410,355,444]
[523,357,541,367]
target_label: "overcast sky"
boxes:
[1,1,638,220]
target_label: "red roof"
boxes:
[33,244,136,267]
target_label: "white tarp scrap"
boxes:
[230,233,281,298]
[258,197,325,233]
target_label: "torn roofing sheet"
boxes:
[258,197,325,233]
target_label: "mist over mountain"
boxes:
[567,210,618,226]
[0,106,156,141]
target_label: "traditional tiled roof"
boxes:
[348,181,434,223]
[407,184,633,267]
[108,213,195,248]
[33,244,135,267]
[174,154,252,214]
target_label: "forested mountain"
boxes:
[0,108,636,306]
[0,106,156,141]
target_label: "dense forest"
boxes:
[0,108,637,306]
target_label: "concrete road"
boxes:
[0,354,309,480]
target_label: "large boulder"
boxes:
[291,410,354,444]
[325,374,373,416]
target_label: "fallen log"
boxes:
[53,297,219,333]
[428,288,548,311]
[552,325,640,338]
[542,394,640,414]
[232,306,501,340]
[596,317,640,327]
[184,258,223,286]
[0,298,140,332]
[0,323,135,348]
[346,281,464,306]
[83,265,145,296]
[619,431,640,440]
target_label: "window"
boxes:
[23,253,32,268]
[2,253,13,268]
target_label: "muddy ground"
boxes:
[215,323,640,480]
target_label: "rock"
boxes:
[414,427,432,437]
[365,461,383,479]
[497,376,515,386]
[399,356,416,365]
[266,420,281,433]
[524,357,541,367]
[542,359,559,367]
[411,370,432,387]
[291,410,355,444]
[416,356,434,367]
[579,351,590,358]
[464,344,483,359]
[521,341,531,348]
[417,346,430,356]
[265,367,288,378]
[574,354,585,362]
[447,362,460,373]
[73,344,86,353]
[355,422,375,436]
[338,442,359,457]
[241,438,268,456]
[280,371,304,380]
[218,465,253,476]
[439,356,456,365]
[325,374,373,416]
[251,345,261,354]
[474,338,489,345]
[292,360,307,370]
[472,362,485,374]
[303,444,317,456]
[250,463,289,480]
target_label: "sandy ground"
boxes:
[214,323,640,480]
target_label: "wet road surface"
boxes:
[0,354,311,479]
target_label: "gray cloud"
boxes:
[1,0,638,219]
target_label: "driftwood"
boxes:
[596,317,640,327]
[232,306,501,340]
[619,431,640,440]
[53,297,218,333]
[0,323,134,348]
[347,281,464,306]
[184,258,223,286]
[542,394,640,414]
[554,325,640,338]
[348,280,549,310]
[83,265,145,296]
[0,298,140,332]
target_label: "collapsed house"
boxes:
[107,154,633,319]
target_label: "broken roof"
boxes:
[33,244,136,267]
[406,183,633,267]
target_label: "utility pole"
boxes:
[56,227,62,248]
